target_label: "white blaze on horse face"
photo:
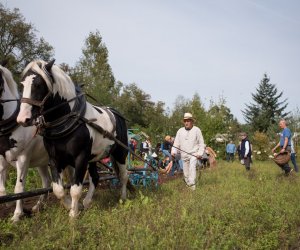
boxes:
[17,75,35,124]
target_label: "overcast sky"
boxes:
[3,0,300,123]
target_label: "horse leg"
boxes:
[32,165,51,212]
[11,155,29,222]
[83,162,99,209]
[0,158,8,196]
[61,165,75,209]
[49,160,72,210]
[69,155,88,218]
[53,172,72,210]
[116,162,129,201]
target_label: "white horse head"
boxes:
[17,60,77,126]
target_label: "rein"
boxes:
[41,93,85,117]
[0,98,20,103]
[171,145,200,159]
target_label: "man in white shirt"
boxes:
[240,132,252,170]
[171,113,205,190]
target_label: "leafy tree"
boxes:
[204,97,239,159]
[169,95,191,135]
[115,83,154,128]
[242,74,289,133]
[71,30,118,106]
[0,4,54,77]
[143,101,168,142]
[114,82,170,144]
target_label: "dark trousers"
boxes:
[244,157,251,170]
[278,163,292,174]
[226,153,234,162]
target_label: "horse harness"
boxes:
[18,69,156,169]
[0,99,20,136]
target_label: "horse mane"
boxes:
[0,65,19,99]
[22,60,76,99]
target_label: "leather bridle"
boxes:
[20,91,52,114]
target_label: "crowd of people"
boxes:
[129,114,298,191]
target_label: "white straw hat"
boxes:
[183,112,195,121]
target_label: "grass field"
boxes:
[0,160,300,249]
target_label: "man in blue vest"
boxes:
[240,132,252,171]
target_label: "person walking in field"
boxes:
[171,113,205,191]
[272,119,293,175]
[226,140,236,162]
[240,132,252,171]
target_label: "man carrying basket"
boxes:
[272,119,293,175]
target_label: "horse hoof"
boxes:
[69,210,80,218]
[11,213,23,223]
[61,196,72,210]
[78,202,84,211]
[32,203,43,213]
[83,199,92,209]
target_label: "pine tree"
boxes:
[242,74,289,132]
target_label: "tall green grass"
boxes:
[1,160,300,249]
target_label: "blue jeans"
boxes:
[162,150,171,158]
[178,159,183,171]
[168,160,177,176]
[291,153,299,172]
[226,153,234,162]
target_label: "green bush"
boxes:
[252,131,270,161]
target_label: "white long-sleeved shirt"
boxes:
[244,141,250,157]
[291,139,295,154]
[171,126,205,161]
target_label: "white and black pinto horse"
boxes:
[17,59,131,218]
[0,64,50,222]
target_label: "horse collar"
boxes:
[38,91,87,139]
[0,100,20,136]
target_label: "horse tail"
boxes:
[111,110,128,164]
[88,162,99,188]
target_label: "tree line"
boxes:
[1,4,299,159]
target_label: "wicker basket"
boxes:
[273,151,291,165]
